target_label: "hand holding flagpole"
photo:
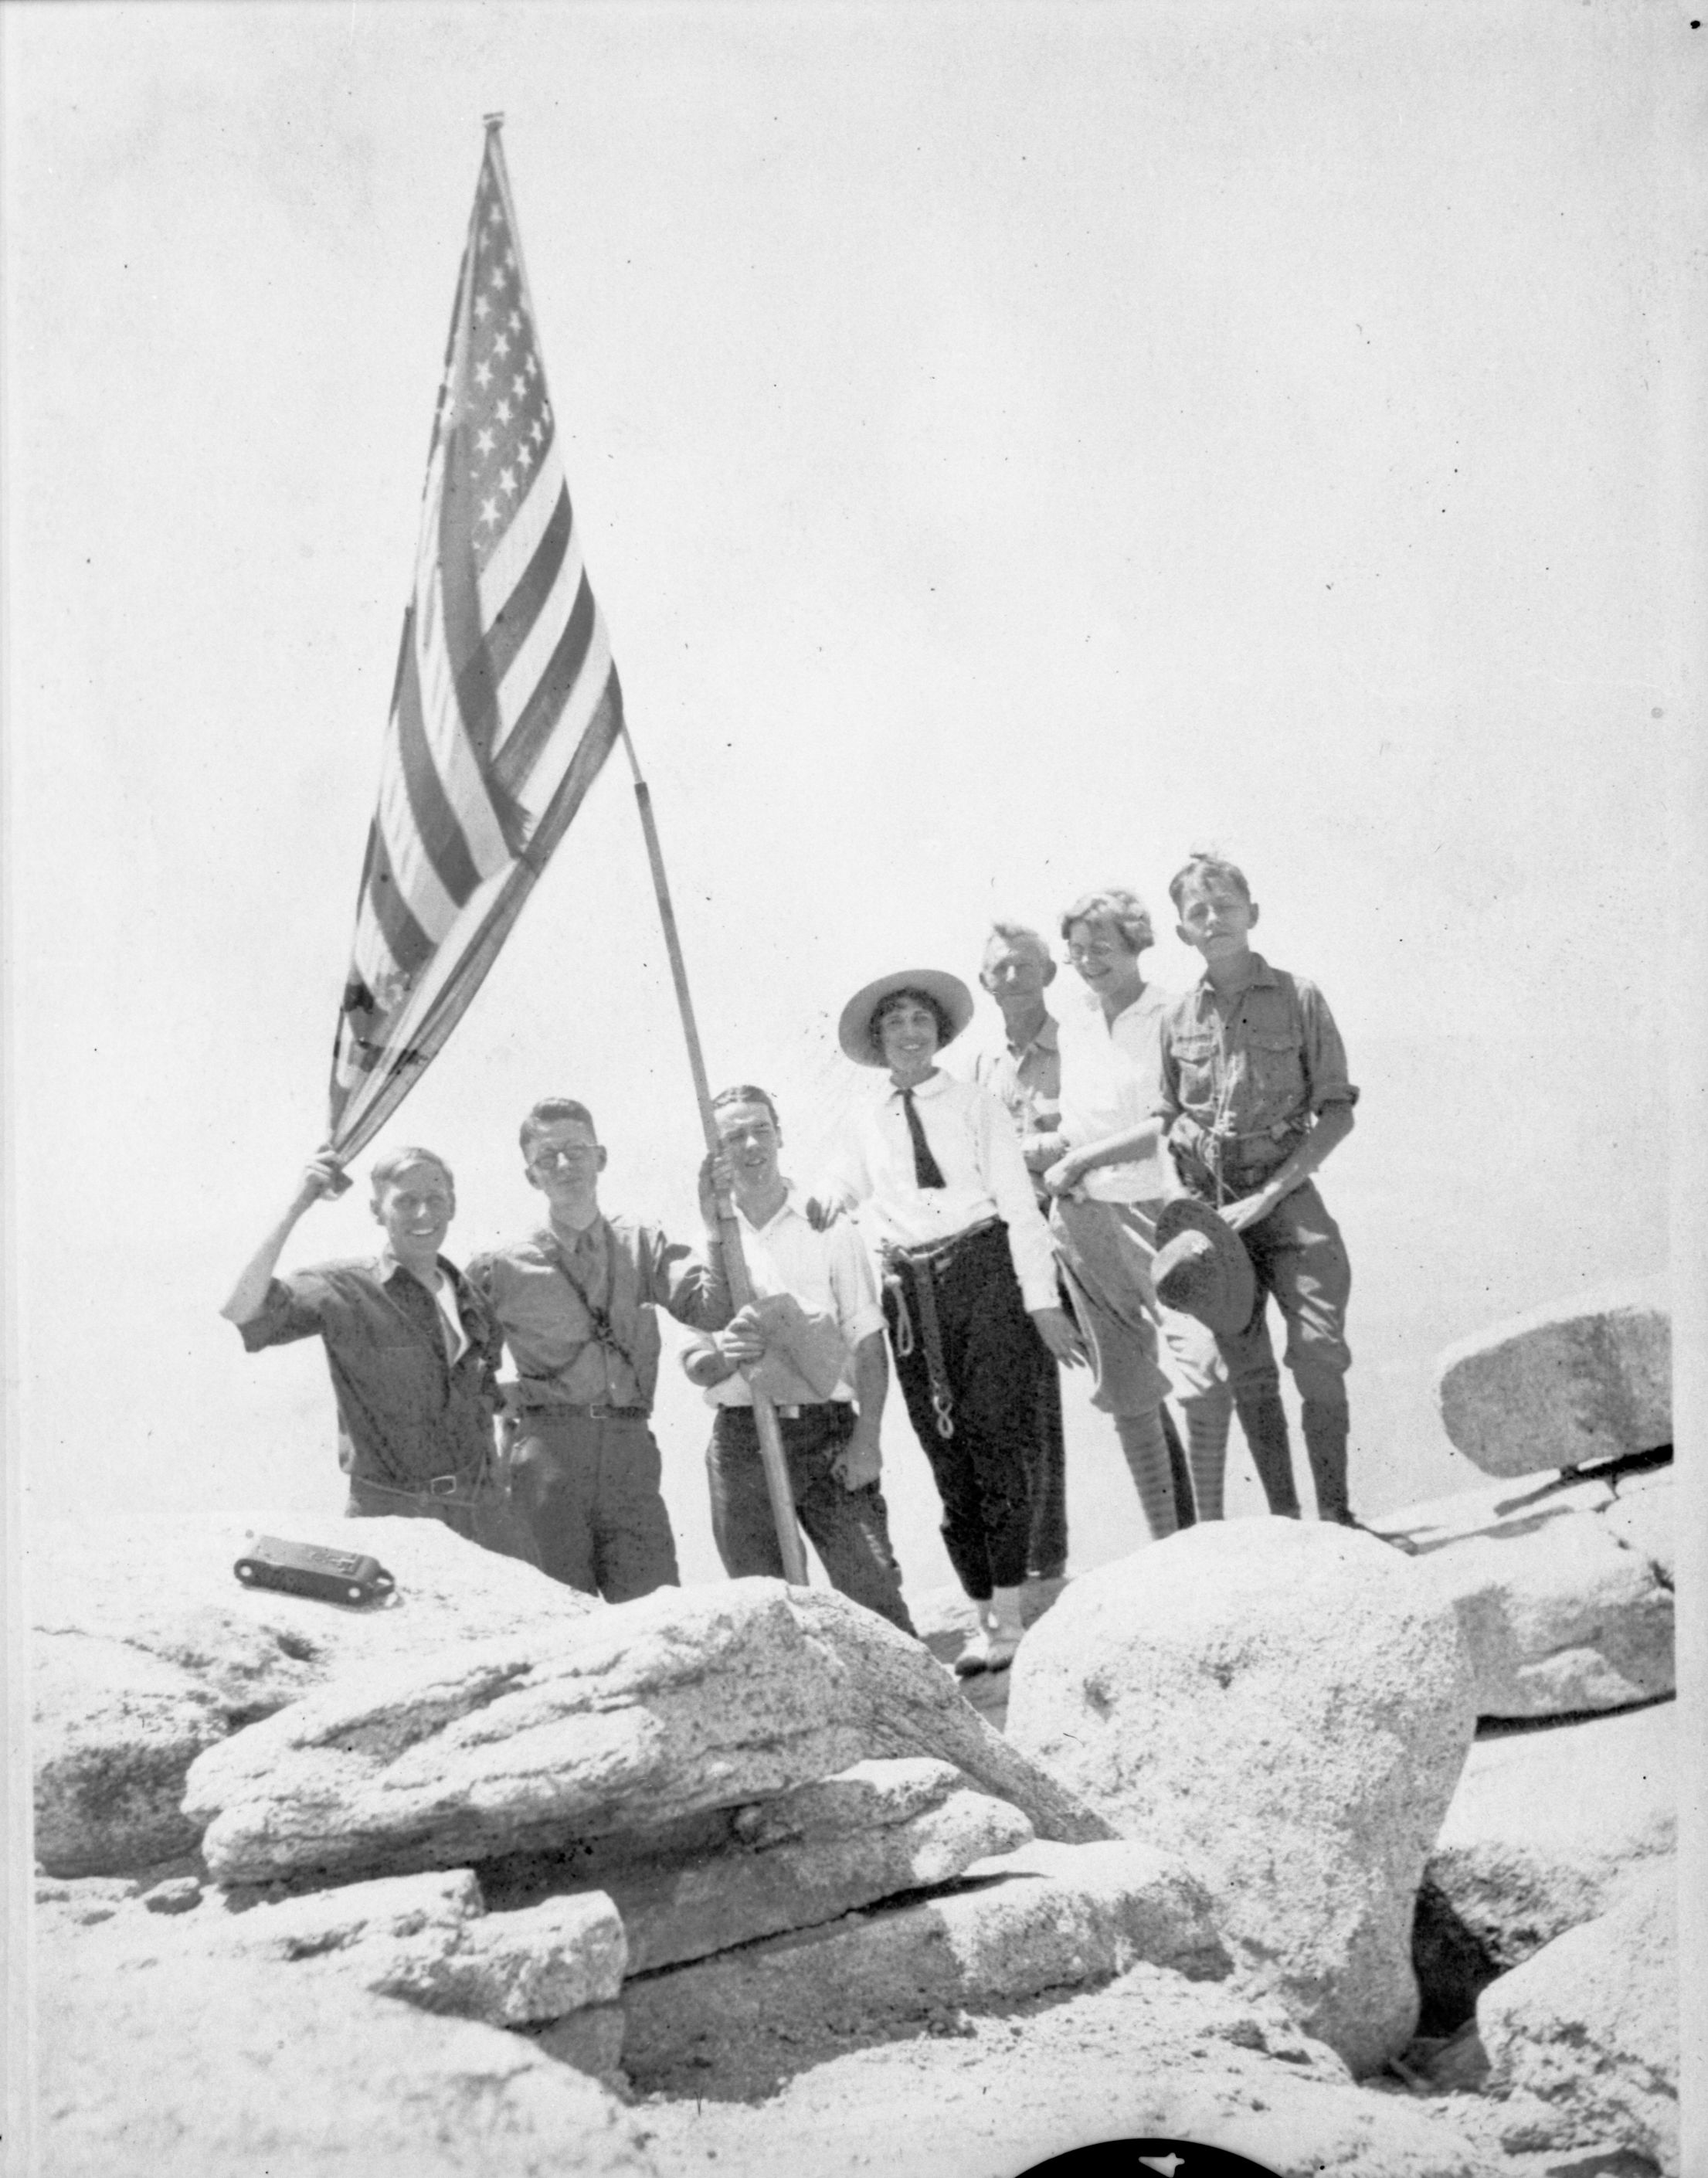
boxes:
[620,725,810,1588]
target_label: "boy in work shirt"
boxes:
[222,1147,536,1561]
[468,1099,732,1601]
[1152,853,1360,1525]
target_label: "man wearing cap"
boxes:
[680,1083,915,1634]
[467,1099,732,1601]
[823,970,1084,1675]
[970,921,1071,1581]
[221,1147,537,1561]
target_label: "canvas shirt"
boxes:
[238,1250,501,1490]
[695,1185,886,1408]
[468,1214,732,1414]
[971,1014,1062,1205]
[1150,952,1359,1171]
[824,1070,1061,1313]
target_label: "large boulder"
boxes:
[1434,1279,1670,1477]
[34,1913,657,2178]
[1377,1467,1675,1716]
[1477,1858,1679,2173]
[1426,1697,1676,1976]
[620,1837,1228,2097]
[545,1757,1036,1974]
[32,1510,596,1875]
[185,1579,1113,1885]
[1004,1520,1477,2074]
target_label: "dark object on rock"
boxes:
[233,1535,396,1608]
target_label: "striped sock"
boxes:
[1115,1407,1180,1540]
[1183,1384,1235,1521]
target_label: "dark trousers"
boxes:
[883,1221,1047,1601]
[706,1403,915,1635]
[345,1470,542,1567]
[508,1412,681,1602]
[1027,1364,1069,1576]
[1207,1181,1353,1521]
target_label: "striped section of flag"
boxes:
[328,124,623,1157]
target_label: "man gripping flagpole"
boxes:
[317,117,809,1585]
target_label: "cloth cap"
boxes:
[1152,1197,1258,1337]
[837,969,975,1067]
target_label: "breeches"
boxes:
[1050,1194,1225,1415]
[1211,1181,1353,1405]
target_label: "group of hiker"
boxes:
[224,849,1360,1678]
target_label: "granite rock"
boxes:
[32,1510,596,1876]
[1478,1858,1679,2173]
[185,1579,1112,1885]
[620,1836,1228,2095]
[1377,1468,1674,1716]
[1434,1280,1670,1476]
[1426,1698,1675,1972]
[1005,1518,1476,2073]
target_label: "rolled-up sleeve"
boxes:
[643,1226,734,1332]
[1296,978,1359,1112]
[827,1223,886,1348]
[236,1272,328,1353]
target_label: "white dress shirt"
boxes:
[826,1070,1061,1312]
[1057,983,1177,1205]
[705,1186,885,1408]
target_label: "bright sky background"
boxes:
[5,3,1702,1605]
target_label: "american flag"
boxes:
[328,122,623,1157]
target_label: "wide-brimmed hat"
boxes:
[837,968,975,1067]
[1152,1197,1258,1337]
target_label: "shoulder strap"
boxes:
[538,1228,645,1385]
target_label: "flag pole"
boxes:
[618,725,810,1588]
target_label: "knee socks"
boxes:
[1182,1381,1235,1522]
[1115,1406,1180,1541]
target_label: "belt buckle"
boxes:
[774,1404,802,1420]
[428,1473,460,1498]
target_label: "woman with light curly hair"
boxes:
[1040,887,1234,1535]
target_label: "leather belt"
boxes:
[523,1402,650,1422]
[724,1401,842,1422]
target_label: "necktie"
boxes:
[900,1086,947,1189]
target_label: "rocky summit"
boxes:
[29,1277,1680,2178]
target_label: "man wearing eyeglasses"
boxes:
[467,1099,733,1600]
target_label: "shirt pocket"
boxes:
[1169,1032,1221,1115]
[1242,1030,1306,1117]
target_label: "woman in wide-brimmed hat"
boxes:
[822,968,1085,1675]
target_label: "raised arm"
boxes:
[219,1153,347,1324]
